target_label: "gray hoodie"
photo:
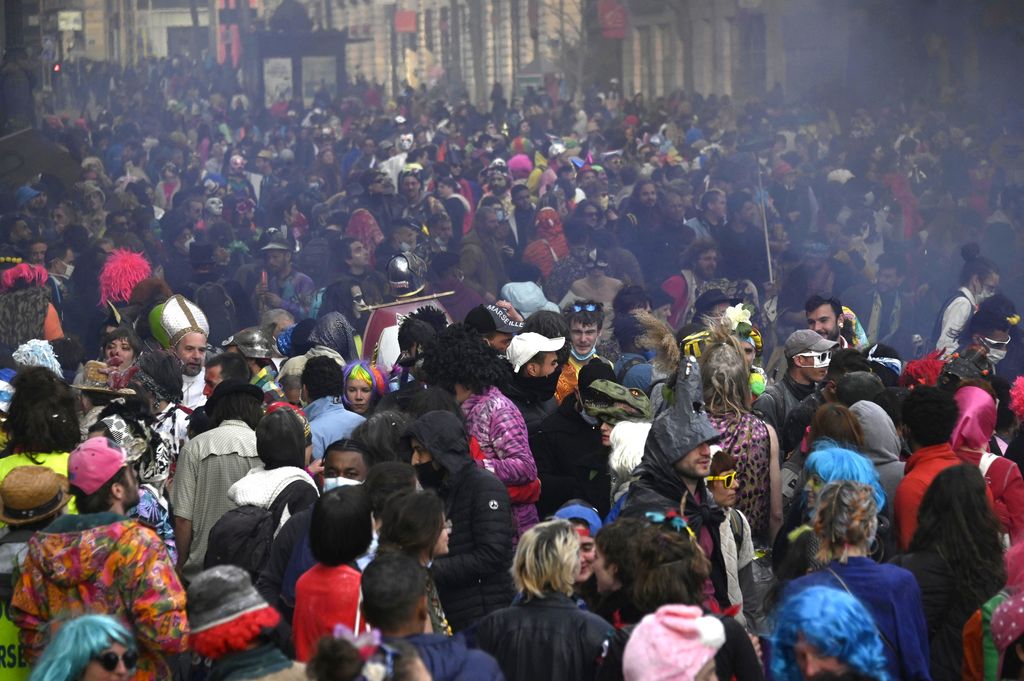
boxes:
[850,400,905,506]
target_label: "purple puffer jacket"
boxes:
[462,385,540,537]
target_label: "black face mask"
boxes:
[514,369,560,402]
[415,462,446,489]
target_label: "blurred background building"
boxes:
[3,0,1023,105]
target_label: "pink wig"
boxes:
[951,386,997,451]
[508,154,534,180]
[0,264,48,292]
[99,249,152,308]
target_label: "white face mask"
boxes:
[987,348,1007,364]
[323,476,363,492]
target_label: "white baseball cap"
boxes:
[506,333,565,373]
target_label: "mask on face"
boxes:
[987,348,1007,364]
[323,476,363,492]
[978,287,996,303]
[183,236,196,250]
[415,462,446,489]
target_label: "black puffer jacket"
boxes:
[411,411,515,632]
[890,548,1003,681]
[476,593,610,681]
[530,398,609,518]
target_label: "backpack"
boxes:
[204,493,290,580]
[616,356,646,385]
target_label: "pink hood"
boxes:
[951,386,997,452]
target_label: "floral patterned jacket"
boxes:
[12,512,189,680]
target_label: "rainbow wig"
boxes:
[29,614,135,681]
[342,360,388,408]
[806,444,886,511]
[771,585,890,681]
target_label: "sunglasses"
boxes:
[796,350,832,368]
[94,650,138,672]
[706,471,737,489]
[572,303,599,312]
[983,336,1011,351]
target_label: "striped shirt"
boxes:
[170,419,260,581]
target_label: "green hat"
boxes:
[583,379,652,426]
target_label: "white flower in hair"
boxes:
[723,304,751,331]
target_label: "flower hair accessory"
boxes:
[331,626,401,681]
[645,509,696,539]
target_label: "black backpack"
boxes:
[203,494,290,580]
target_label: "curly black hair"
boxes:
[406,305,449,333]
[421,322,506,394]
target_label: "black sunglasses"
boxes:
[94,650,139,672]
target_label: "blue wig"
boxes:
[771,585,890,681]
[806,444,886,510]
[29,614,135,681]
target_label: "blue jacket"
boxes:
[400,633,505,681]
[305,396,365,460]
[788,557,932,681]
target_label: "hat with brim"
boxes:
[72,361,136,396]
[783,329,838,359]
[694,289,742,317]
[0,466,71,526]
[260,240,291,252]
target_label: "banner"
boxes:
[394,10,417,34]
[598,0,627,39]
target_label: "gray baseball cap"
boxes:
[784,329,838,358]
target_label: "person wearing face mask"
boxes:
[403,410,514,632]
[375,219,421,274]
[502,332,566,435]
[554,300,614,404]
[934,243,999,358]
[959,293,1017,369]
[532,361,618,518]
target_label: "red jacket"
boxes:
[896,443,996,550]
[895,443,962,551]
[957,448,1024,545]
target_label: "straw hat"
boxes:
[0,466,71,526]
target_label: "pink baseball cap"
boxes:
[68,437,128,495]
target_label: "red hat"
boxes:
[773,161,794,178]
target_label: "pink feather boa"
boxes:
[1009,376,1024,421]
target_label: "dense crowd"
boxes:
[0,54,1023,681]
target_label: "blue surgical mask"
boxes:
[571,347,597,362]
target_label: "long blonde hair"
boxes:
[699,323,752,417]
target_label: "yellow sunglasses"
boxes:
[706,471,737,489]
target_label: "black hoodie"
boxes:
[406,411,515,632]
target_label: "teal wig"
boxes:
[806,443,886,511]
[771,585,890,681]
[29,614,135,681]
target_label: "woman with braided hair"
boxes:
[785,481,931,681]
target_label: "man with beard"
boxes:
[160,294,210,409]
[620,355,732,610]
[12,438,188,678]
[805,294,862,348]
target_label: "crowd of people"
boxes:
[0,53,1024,681]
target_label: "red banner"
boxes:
[394,10,417,34]
[598,0,627,39]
